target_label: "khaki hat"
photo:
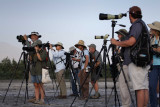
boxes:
[75,40,86,48]
[88,44,96,50]
[55,42,64,49]
[29,31,41,38]
[115,29,128,37]
[32,40,42,47]
[69,46,76,52]
[148,21,160,32]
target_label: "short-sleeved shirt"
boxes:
[123,19,147,65]
[52,49,66,73]
[90,50,102,65]
[30,49,47,76]
[152,39,160,65]
[80,49,90,70]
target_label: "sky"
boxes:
[0,0,160,61]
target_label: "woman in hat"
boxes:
[148,21,160,107]
[75,40,90,100]
[50,42,67,99]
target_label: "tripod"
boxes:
[2,49,30,105]
[66,54,80,97]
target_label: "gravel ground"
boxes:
[0,80,137,107]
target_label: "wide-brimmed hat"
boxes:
[69,46,76,52]
[115,29,128,37]
[28,31,41,38]
[88,44,96,50]
[32,40,42,47]
[75,40,86,48]
[148,21,160,32]
[55,42,64,49]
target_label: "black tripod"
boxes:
[2,49,30,105]
[66,54,80,97]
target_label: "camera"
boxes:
[152,44,158,48]
[22,47,35,52]
[17,35,26,43]
[151,44,160,57]
[99,13,127,20]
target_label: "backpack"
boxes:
[130,21,152,67]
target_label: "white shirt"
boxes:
[72,51,80,69]
[51,49,66,73]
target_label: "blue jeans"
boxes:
[149,65,160,107]
[71,68,80,95]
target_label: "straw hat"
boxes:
[148,21,160,32]
[55,42,64,49]
[75,40,86,48]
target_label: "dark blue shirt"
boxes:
[123,19,148,65]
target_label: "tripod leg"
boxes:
[16,71,26,105]
[2,52,24,103]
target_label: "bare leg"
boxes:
[34,83,40,101]
[136,89,149,107]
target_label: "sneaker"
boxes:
[28,98,36,103]
[33,100,45,105]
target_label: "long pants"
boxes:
[71,68,80,95]
[56,69,66,96]
[79,70,89,98]
[118,65,131,107]
[149,65,160,107]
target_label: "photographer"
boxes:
[75,40,90,100]
[50,42,67,99]
[24,32,47,105]
[115,29,131,107]
[88,44,102,99]
[148,21,160,107]
[111,6,150,107]
[69,46,81,96]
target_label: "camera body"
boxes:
[17,35,26,44]
[151,44,160,57]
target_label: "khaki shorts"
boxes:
[128,63,149,90]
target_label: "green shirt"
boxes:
[30,49,47,76]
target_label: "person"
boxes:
[148,21,160,107]
[24,32,47,104]
[69,46,81,96]
[111,6,149,107]
[75,40,90,100]
[115,29,131,107]
[88,44,102,99]
[50,42,67,99]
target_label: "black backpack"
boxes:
[130,21,152,67]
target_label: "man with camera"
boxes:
[69,46,81,96]
[23,32,47,104]
[50,42,67,99]
[115,29,131,107]
[75,40,90,100]
[111,6,150,107]
[148,21,160,107]
[88,44,102,99]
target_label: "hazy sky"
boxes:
[0,0,160,61]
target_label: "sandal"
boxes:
[90,93,100,99]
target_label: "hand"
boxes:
[110,38,117,45]
[72,58,76,61]
[153,48,157,52]
[34,46,39,52]
[157,47,160,52]
[49,44,54,51]
[23,34,28,40]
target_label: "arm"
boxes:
[84,55,89,70]
[111,36,136,47]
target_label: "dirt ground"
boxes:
[0,80,136,107]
